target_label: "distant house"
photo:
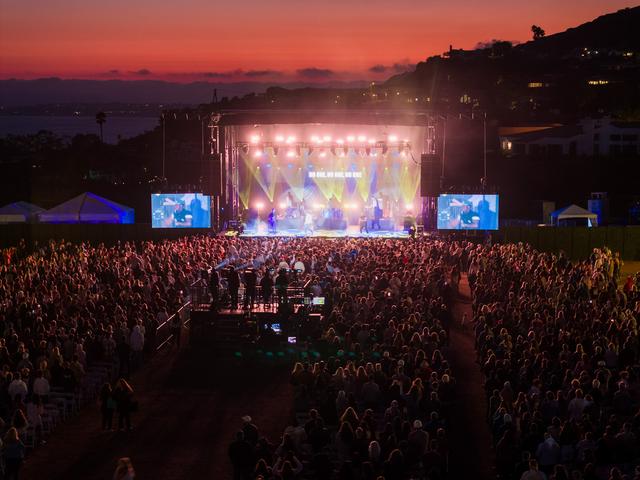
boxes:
[499,117,640,156]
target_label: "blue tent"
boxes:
[0,201,45,223]
[38,192,134,224]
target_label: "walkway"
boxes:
[447,275,495,479]
[22,341,294,480]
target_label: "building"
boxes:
[499,117,640,156]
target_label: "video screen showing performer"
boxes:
[437,194,499,230]
[151,193,211,228]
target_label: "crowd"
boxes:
[223,237,471,480]
[0,237,214,476]
[471,244,640,479]
[2,233,638,480]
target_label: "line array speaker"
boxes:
[420,154,440,197]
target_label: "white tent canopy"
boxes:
[38,192,135,224]
[0,201,45,223]
[550,204,598,227]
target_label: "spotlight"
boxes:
[255,202,264,210]
[319,151,327,158]
[323,135,332,142]
[405,203,413,211]
[368,138,376,145]
[336,139,345,145]
[279,202,287,209]
[313,203,323,210]
[346,135,355,143]
[253,150,263,158]
[275,135,285,143]
[286,135,296,144]
[357,135,367,143]
[286,150,295,158]
[250,135,260,144]
[388,135,398,142]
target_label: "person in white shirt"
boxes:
[130,325,145,371]
[8,373,28,402]
[33,370,50,401]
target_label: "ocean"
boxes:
[0,115,159,144]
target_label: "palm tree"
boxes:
[96,111,106,142]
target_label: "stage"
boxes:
[240,223,410,238]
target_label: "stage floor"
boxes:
[240,225,409,238]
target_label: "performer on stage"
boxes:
[359,213,369,233]
[268,208,277,234]
[304,210,315,235]
[372,197,382,230]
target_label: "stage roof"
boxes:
[215,109,435,127]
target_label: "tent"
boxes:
[550,204,598,227]
[38,192,135,224]
[0,201,45,223]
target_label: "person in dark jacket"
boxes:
[227,267,240,309]
[2,427,25,480]
[228,430,254,480]
[113,378,134,431]
[100,382,116,431]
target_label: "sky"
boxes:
[0,0,636,83]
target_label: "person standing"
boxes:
[114,378,134,431]
[2,427,25,480]
[129,324,144,371]
[170,313,182,348]
[243,268,257,310]
[228,430,254,480]
[228,267,240,310]
[275,268,289,305]
[113,457,136,480]
[260,270,274,307]
[209,267,220,309]
[100,382,116,431]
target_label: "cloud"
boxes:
[369,64,387,74]
[296,67,334,79]
[106,69,120,75]
[201,70,239,79]
[130,68,152,75]
[368,62,414,74]
[244,69,282,78]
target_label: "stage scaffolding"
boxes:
[208,110,441,232]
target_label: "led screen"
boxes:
[151,193,211,228]
[437,194,499,230]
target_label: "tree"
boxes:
[95,111,106,142]
[531,25,545,40]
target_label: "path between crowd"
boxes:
[447,275,495,480]
[22,335,294,480]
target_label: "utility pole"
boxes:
[162,113,166,182]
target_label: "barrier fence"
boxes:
[1,223,639,261]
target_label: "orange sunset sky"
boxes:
[0,0,636,82]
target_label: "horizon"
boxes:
[1,1,637,84]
